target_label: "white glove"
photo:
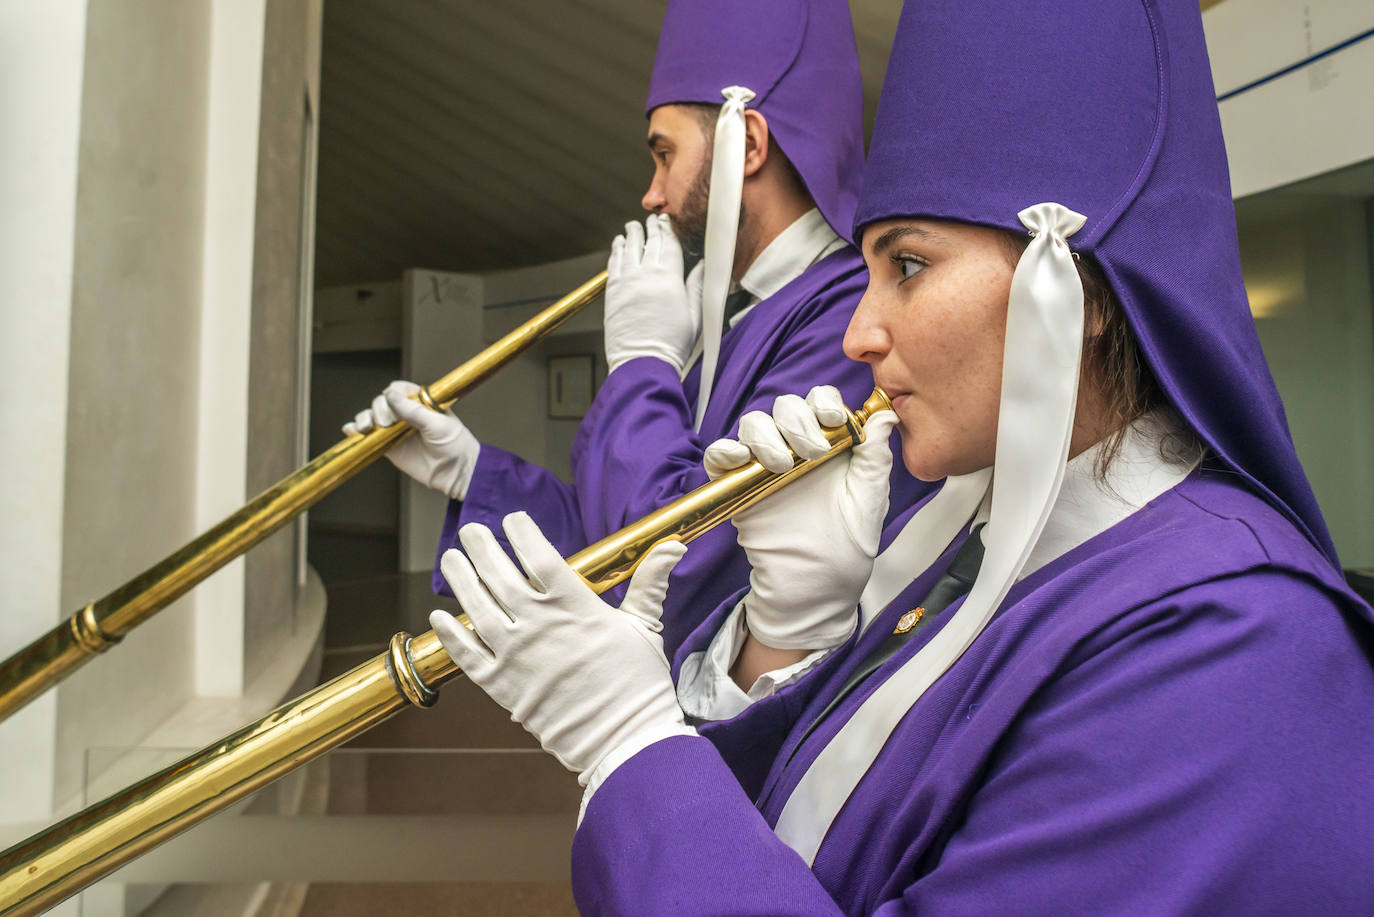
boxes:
[343,380,480,500]
[430,512,696,785]
[703,385,898,650]
[603,214,702,373]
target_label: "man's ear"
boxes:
[741,109,770,178]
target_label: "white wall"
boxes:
[0,0,325,836]
[0,0,89,824]
[53,0,214,811]
[1206,0,1374,196]
[401,268,488,573]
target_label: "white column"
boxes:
[193,0,268,697]
[400,268,486,573]
[0,0,89,823]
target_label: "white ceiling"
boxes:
[313,0,903,287]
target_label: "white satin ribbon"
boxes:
[774,202,1088,865]
[694,85,756,431]
[858,470,991,630]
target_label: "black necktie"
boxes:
[790,524,987,754]
[723,288,754,332]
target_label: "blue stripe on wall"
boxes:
[1217,26,1374,103]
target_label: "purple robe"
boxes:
[571,468,1374,914]
[435,248,932,656]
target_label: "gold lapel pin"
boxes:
[893,607,926,635]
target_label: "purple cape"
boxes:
[573,469,1374,914]
[645,0,864,241]
[436,248,932,656]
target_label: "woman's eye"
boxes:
[892,255,926,282]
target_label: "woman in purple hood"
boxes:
[429,0,1374,913]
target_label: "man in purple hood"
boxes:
[425,0,1374,913]
[350,0,927,657]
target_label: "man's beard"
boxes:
[668,157,752,270]
[669,161,711,260]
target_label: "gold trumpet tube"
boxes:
[0,389,892,917]
[0,272,607,726]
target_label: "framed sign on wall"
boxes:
[547,354,596,419]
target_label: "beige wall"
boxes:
[244,0,323,684]
[54,0,213,806]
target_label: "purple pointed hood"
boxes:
[645,0,865,243]
[855,0,1338,565]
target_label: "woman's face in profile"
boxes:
[846,218,1016,482]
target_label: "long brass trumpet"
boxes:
[0,272,607,725]
[0,389,892,917]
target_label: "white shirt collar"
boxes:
[971,411,1198,580]
[683,209,846,373]
[730,209,844,326]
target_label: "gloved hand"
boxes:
[702,385,898,650]
[603,214,702,373]
[343,380,480,500]
[430,512,696,785]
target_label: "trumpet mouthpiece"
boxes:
[855,387,893,425]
